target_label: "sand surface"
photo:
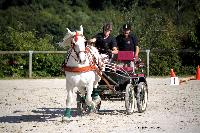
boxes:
[0,78,200,133]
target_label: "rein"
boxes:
[72,48,82,63]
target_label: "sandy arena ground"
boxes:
[0,78,200,133]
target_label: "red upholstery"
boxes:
[117,51,134,61]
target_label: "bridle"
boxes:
[69,32,88,63]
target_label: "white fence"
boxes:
[0,50,150,78]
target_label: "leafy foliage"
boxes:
[0,0,199,78]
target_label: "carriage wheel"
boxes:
[136,82,148,113]
[125,84,136,114]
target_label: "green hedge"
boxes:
[0,0,199,78]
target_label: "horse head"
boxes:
[62,25,87,64]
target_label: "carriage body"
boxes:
[97,51,148,113]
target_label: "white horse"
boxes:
[60,26,103,121]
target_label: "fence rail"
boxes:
[0,50,151,78]
[1,49,199,78]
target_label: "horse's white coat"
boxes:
[63,26,102,111]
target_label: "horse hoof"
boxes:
[93,95,101,105]
[62,116,72,122]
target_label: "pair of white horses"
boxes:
[60,25,105,121]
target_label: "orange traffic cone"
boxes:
[196,65,200,80]
[170,69,176,77]
[170,68,179,85]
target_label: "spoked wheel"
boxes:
[136,82,148,113]
[125,84,136,114]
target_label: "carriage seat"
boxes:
[117,51,135,61]
[114,51,145,77]
[116,51,135,72]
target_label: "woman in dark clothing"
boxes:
[89,23,118,58]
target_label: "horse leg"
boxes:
[92,74,101,104]
[63,88,73,120]
[93,73,101,88]
[85,83,96,111]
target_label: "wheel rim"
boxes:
[125,84,135,114]
[137,82,148,112]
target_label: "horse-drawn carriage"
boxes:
[61,26,148,121]
[77,51,148,115]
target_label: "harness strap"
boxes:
[64,65,96,73]
[95,69,116,92]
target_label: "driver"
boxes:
[89,23,118,58]
[89,23,118,102]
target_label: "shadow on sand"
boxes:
[0,106,127,123]
[0,108,74,123]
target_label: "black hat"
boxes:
[123,24,131,31]
[103,23,112,31]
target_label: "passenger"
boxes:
[116,24,139,60]
[116,24,140,69]
[89,22,118,59]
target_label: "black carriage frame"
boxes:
[77,51,148,114]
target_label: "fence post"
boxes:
[29,50,33,78]
[146,49,150,77]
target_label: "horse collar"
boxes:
[64,65,97,73]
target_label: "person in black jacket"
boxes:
[89,23,118,58]
[116,24,139,59]
[89,23,118,102]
